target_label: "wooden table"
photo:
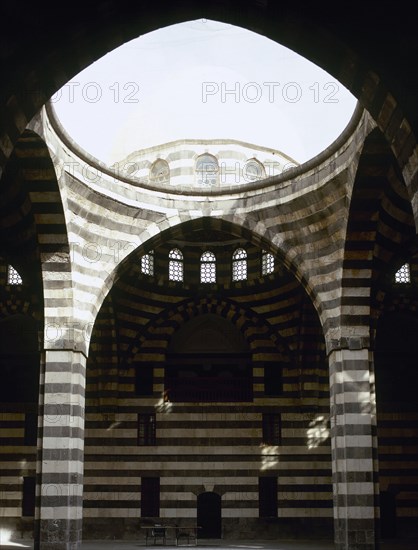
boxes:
[140,524,201,546]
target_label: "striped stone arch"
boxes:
[340,127,417,347]
[113,216,272,273]
[1,2,418,227]
[0,128,71,332]
[111,215,316,310]
[0,131,70,261]
[14,129,70,259]
[122,295,290,369]
[328,126,418,549]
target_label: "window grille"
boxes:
[395,263,410,283]
[150,159,170,184]
[232,248,247,281]
[261,250,274,276]
[141,250,154,276]
[7,265,22,285]
[196,154,219,186]
[200,251,216,283]
[168,248,184,282]
[244,158,266,182]
[262,413,282,445]
[138,413,156,445]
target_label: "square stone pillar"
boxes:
[329,347,380,550]
[34,350,86,550]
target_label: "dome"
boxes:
[52,19,357,167]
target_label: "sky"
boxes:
[52,19,357,166]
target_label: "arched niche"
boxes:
[166,313,252,402]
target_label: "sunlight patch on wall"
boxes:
[307,415,330,449]
[259,444,279,470]
[155,393,173,413]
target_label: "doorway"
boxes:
[380,491,397,538]
[197,492,222,538]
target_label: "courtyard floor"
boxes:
[2,539,418,550]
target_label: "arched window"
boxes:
[141,250,154,276]
[261,250,274,276]
[195,154,219,187]
[232,248,247,281]
[395,263,410,283]
[244,158,266,182]
[149,159,170,184]
[168,248,183,282]
[200,251,216,283]
[7,265,22,285]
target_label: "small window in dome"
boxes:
[7,265,23,285]
[232,248,247,281]
[168,248,183,282]
[141,250,154,276]
[195,154,219,187]
[200,251,216,283]
[261,250,274,276]
[150,159,170,184]
[244,159,266,182]
[395,263,410,284]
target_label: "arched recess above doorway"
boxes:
[168,313,250,355]
[166,313,252,403]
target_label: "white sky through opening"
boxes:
[52,19,357,166]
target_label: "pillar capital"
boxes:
[326,335,370,355]
[43,321,93,357]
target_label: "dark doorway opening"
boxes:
[197,492,222,539]
[380,491,397,539]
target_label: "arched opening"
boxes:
[82,216,330,540]
[166,313,252,402]
[150,158,170,184]
[195,154,219,187]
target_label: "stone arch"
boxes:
[122,295,290,368]
[0,129,71,337]
[1,3,417,212]
[340,127,417,347]
[110,216,318,318]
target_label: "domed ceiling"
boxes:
[52,19,357,167]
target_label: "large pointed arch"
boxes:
[0,129,71,329]
[121,296,290,369]
[1,2,418,219]
[341,127,417,347]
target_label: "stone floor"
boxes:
[2,539,418,550]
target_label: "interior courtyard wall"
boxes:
[1,5,418,548]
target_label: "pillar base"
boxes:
[335,520,379,550]
[34,519,82,550]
